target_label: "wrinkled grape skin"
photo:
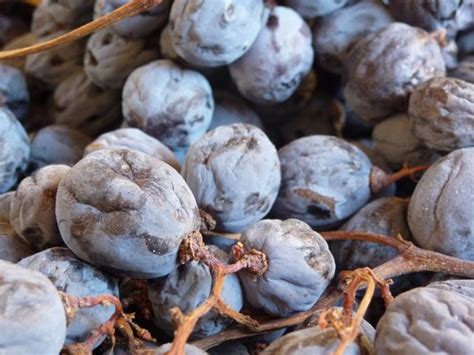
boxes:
[229,6,314,105]
[313,1,393,73]
[331,197,412,271]
[122,60,214,152]
[408,148,474,261]
[237,219,335,317]
[32,0,95,37]
[0,107,30,194]
[53,71,122,136]
[169,0,269,67]
[10,165,70,251]
[344,23,446,124]
[84,28,158,90]
[25,30,85,88]
[0,64,30,121]
[375,281,474,355]
[183,124,281,233]
[408,77,474,152]
[30,125,92,170]
[148,246,243,339]
[56,148,200,278]
[19,247,119,346]
[0,260,66,354]
[272,135,372,230]
[84,128,180,171]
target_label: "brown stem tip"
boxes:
[370,165,430,194]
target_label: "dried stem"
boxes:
[317,269,378,354]
[59,292,155,354]
[192,231,474,350]
[370,164,430,194]
[332,269,377,355]
[167,264,258,355]
[0,0,163,60]
[322,231,474,279]
[166,234,266,355]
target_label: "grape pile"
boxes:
[0,1,473,355]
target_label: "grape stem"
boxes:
[192,231,474,350]
[319,268,385,355]
[0,0,163,60]
[166,233,267,355]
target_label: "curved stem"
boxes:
[0,0,163,60]
[322,231,474,279]
[334,270,376,355]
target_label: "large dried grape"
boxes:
[229,6,314,104]
[237,219,335,317]
[408,148,474,260]
[169,0,269,67]
[122,60,213,152]
[344,23,446,124]
[183,124,281,233]
[272,135,372,230]
[56,148,200,278]
[375,280,474,354]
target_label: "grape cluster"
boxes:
[0,1,473,354]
